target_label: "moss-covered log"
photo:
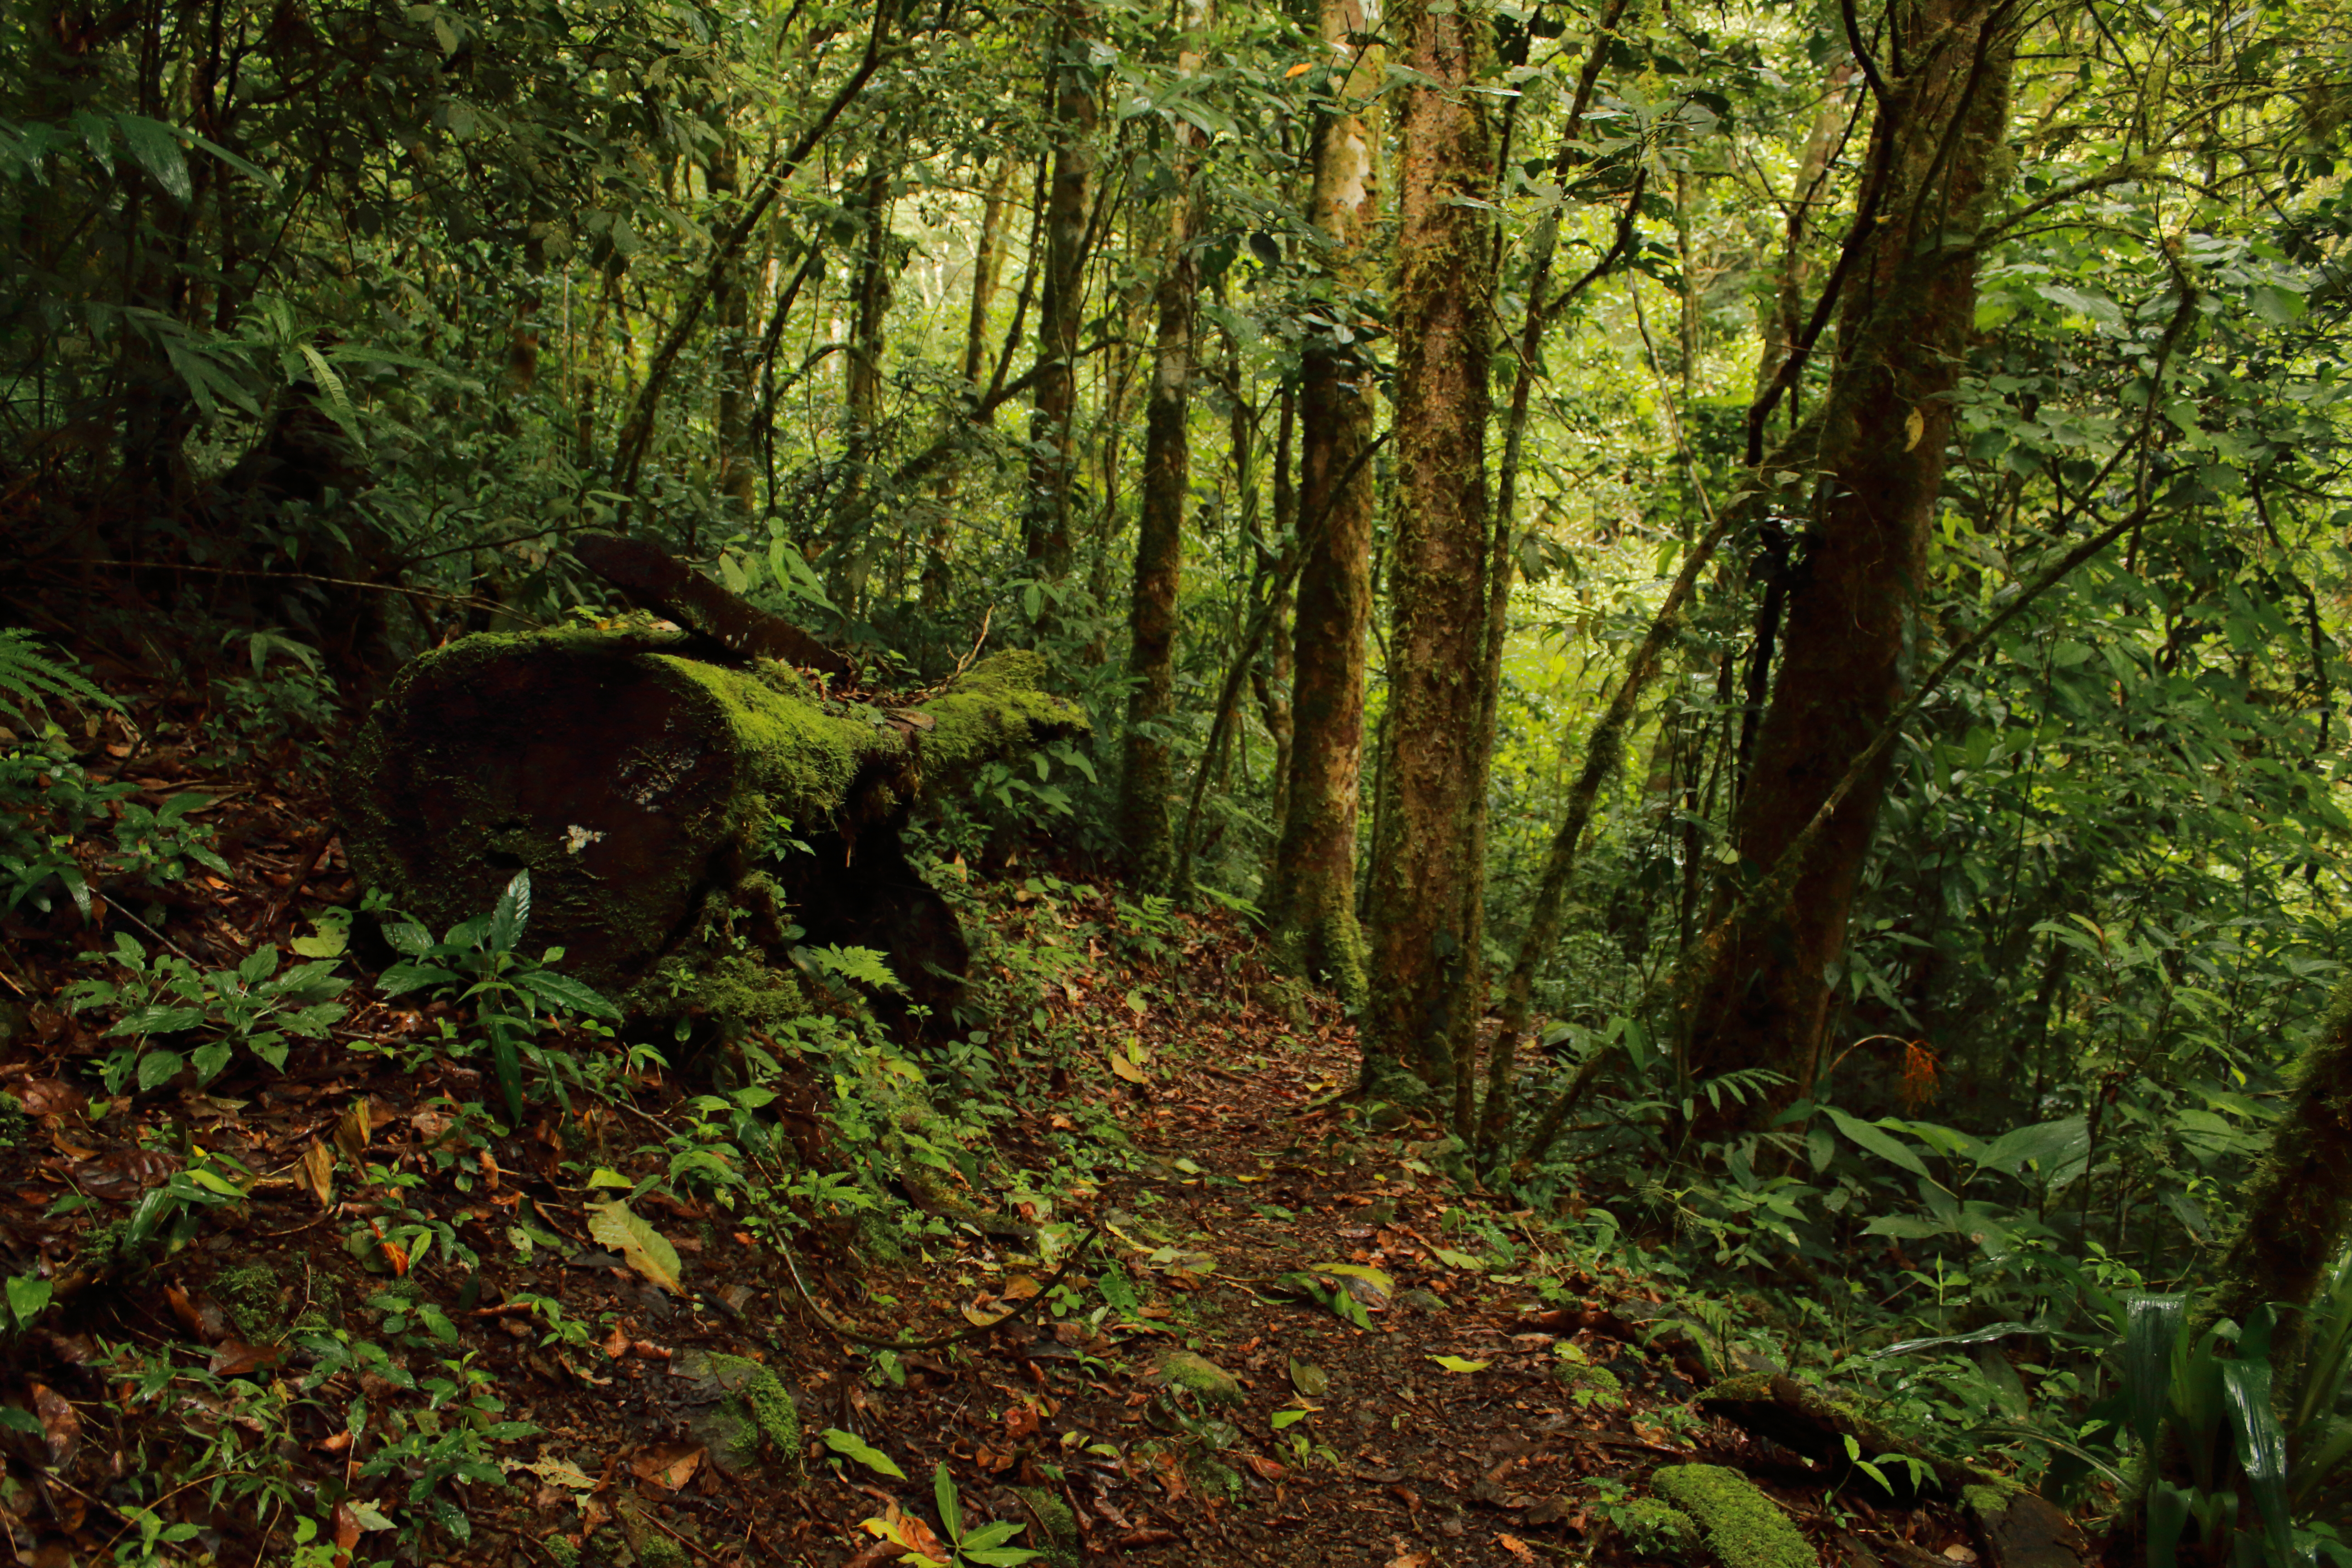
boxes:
[337,629,1082,1026]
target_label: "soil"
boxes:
[0,693,1997,1568]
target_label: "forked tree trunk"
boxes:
[1362,0,1495,1087]
[1681,0,2020,1129]
[1265,0,1381,1012]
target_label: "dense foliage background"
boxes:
[14,0,2352,1555]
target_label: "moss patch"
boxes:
[1649,1465,1815,1568]
[1014,1486,1080,1567]
[1617,1498,1700,1558]
[207,1260,287,1340]
[614,1494,687,1568]
[1154,1349,1243,1406]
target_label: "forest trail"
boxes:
[1,866,1994,1568]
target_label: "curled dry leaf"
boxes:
[299,1140,334,1208]
[30,1383,77,1468]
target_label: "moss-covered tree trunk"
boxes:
[1265,0,1380,1013]
[338,634,1081,1032]
[1025,4,1098,584]
[1680,0,2019,1132]
[1361,0,1495,1088]
[1117,4,1205,893]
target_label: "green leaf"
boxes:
[516,967,619,1019]
[585,1201,683,1295]
[489,1029,524,1127]
[1427,1355,1488,1374]
[820,1427,906,1480]
[2123,1293,2187,1455]
[115,114,191,202]
[1271,1408,1310,1430]
[136,1049,183,1093]
[1430,1246,1485,1271]
[933,1462,962,1544]
[108,1004,206,1037]
[6,1274,52,1329]
[1822,1106,1929,1176]
[0,1408,41,1436]
[490,869,531,952]
[2222,1359,2293,1566]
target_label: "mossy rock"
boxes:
[671,1349,801,1480]
[1650,1465,1816,1568]
[206,1259,289,1340]
[1560,1360,1625,1408]
[1697,1372,1968,1502]
[1012,1487,1080,1568]
[1152,1349,1243,1406]
[614,1494,689,1568]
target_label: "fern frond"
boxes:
[0,627,118,722]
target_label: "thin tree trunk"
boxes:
[1265,0,1381,1012]
[712,141,755,519]
[1118,1,1207,891]
[1678,0,2021,1134]
[961,159,1014,387]
[1254,388,1298,843]
[1025,6,1098,583]
[1460,0,1634,1151]
[1362,0,1496,1089]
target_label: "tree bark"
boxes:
[1025,6,1099,583]
[711,142,757,521]
[1118,4,1207,892]
[1677,0,2019,1131]
[1362,0,1495,1086]
[1265,0,1381,1012]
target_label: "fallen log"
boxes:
[336,625,1083,1033]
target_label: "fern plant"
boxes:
[0,627,116,724]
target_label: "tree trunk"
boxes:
[712,141,756,519]
[1265,0,1381,1012]
[1025,8,1098,583]
[1680,0,2020,1127]
[961,159,1014,387]
[1362,0,1496,1087]
[1118,5,1206,892]
[1254,387,1298,844]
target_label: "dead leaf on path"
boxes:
[299,1141,334,1208]
[1004,1405,1040,1442]
[1001,1274,1042,1300]
[1289,1359,1328,1396]
[332,1501,363,1552]
[1241,1454,1286,1481]
[860,1502,950,1560]
[207,1340,285,1377]
[962,1300,1011,1328]
[30,1383,77,1467]
[629,1443,703,1491]
[514,1455,595,1490]
[602,1325,630,1360]
[1498,1534,1537,1563]
[165,1286,230,1343]
[1385,1545,1430,1568]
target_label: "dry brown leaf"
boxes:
[1497,1535,1536,1563]
[30,1383,77,1468]
[628,1443,704,1491]
[299,1141,334,1208]
[333,1098,372,1165]
[207,1341,285,1377]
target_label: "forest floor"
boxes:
[0,687,2000,1568]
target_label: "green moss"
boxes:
[543,1539,581,1568]
[1013,1487,1079,1568]
[209,1260,286,1339]
[615,1494,687,1568]
[705,1352,800,1456]
[1617,1499,1700,1558]
[1155,1349,1243,1406]
[1649,1465,1814,1568]
[1561,1361,1625,1408]
[915,651,1088,785]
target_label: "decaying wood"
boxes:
[336,583,1081,1029]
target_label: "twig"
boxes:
[636,1507,732,1567]
[778,1224,1104,1352]
[106,902,200,965]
